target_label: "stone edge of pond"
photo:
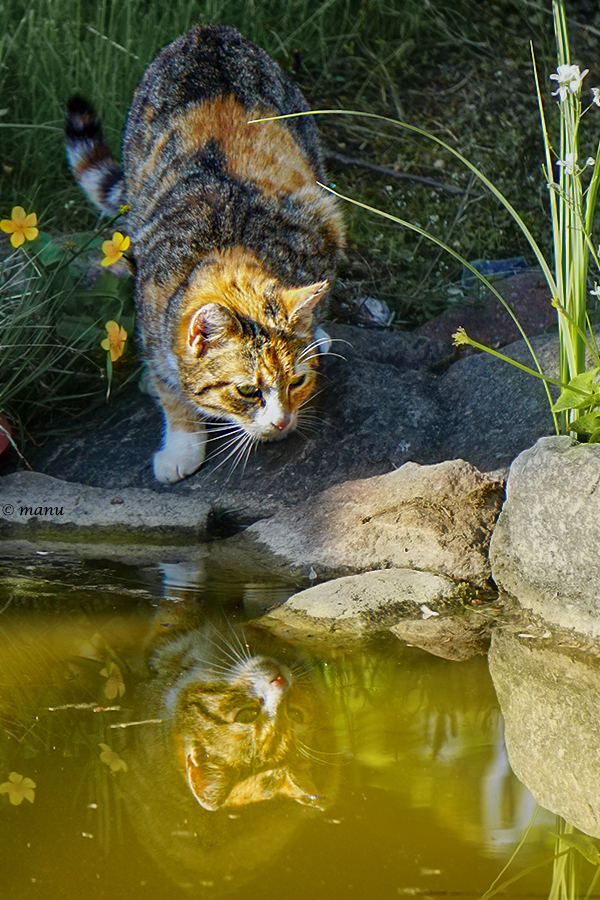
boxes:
[257,568,499,655]
[0,471,211,541]
[490,435,600,638]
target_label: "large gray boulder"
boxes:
[489,630,600,837]
[490,436,600,635]
[233,458,503,586]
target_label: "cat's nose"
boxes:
[270,670,289,689]
[273,414,291,431]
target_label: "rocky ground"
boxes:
[3,269,557,530]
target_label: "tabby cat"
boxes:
[137,608,337,811]
[65,24,344,482]
[123,607,338,892]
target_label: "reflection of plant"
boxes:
[98,743,128,774]
[100,661,126,699]
[480,815,600,900]
[0,771,36,805]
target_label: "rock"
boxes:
[21,322,557,526]
[489,436,600,635]
[488,630,600,837]
[0,471,211,538]
[417,332,559,472]
[416,269,555,351]
[390,615,491,660]
[260,568,464,644]
[234,458,504,586]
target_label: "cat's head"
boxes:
[173,251,330,441]
[156,624,336,811]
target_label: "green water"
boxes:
[0,550,591,900]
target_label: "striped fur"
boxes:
[66,25,344,482]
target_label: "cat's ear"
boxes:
[284,280,329,331]
[185,747,237,811]
[188,303,241,355]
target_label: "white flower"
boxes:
[550,64,589,100]
[556,152,578,176]
[592,88,600,107]
[590,284,600,298]
[586,157,596,168]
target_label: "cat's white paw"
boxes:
[153,429,206,483]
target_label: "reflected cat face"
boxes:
[146,619,336,812]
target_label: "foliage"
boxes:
[0,0,564,324]
[0,224,134,443]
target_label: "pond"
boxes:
[0,547,595,900]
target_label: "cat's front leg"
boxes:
[151,382,206,483]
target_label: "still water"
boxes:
[0,550,593,900]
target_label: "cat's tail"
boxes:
[65,95,126,216]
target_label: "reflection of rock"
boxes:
[390,615,491,660]
[122,605,338,895]
[490,436,600,636]
[488,631,600,837]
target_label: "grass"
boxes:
[0,0,564,314]
[2,0,600,437]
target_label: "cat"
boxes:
[123,605,339,893]
[65,24,344,483]
[135,606,337,811]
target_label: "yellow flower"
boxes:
[98,744,128,774]
[101,321,128,362]
[100,661,126,699]
[0,206,39,248]
[0,772,36,805]
[101,231,130,267]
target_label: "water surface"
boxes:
[0,551,586,900]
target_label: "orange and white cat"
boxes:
[66,24,344,482]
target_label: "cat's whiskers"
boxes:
[205,431,245,458]
[294,738,344,767]
[298,336,352,361]
[225,622,253,665]
[301,350,347,364]
[298,337,351,363]
[202,627,249,669]
[209,430,257,483]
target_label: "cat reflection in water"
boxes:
[123,603,338,893]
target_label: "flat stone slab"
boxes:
[490,436,600,635]
[0,471,211,539]
[260,568,465,643]
[489,630,600,837]
[235,458,504,586]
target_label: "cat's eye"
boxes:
[234,706,261,723]
[289,374,306,389]
[236,384,262,399]
[286,707,305,724]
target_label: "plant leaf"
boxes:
[552,369,600,411]
[551,832,600,865]
[570,411,600,435]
